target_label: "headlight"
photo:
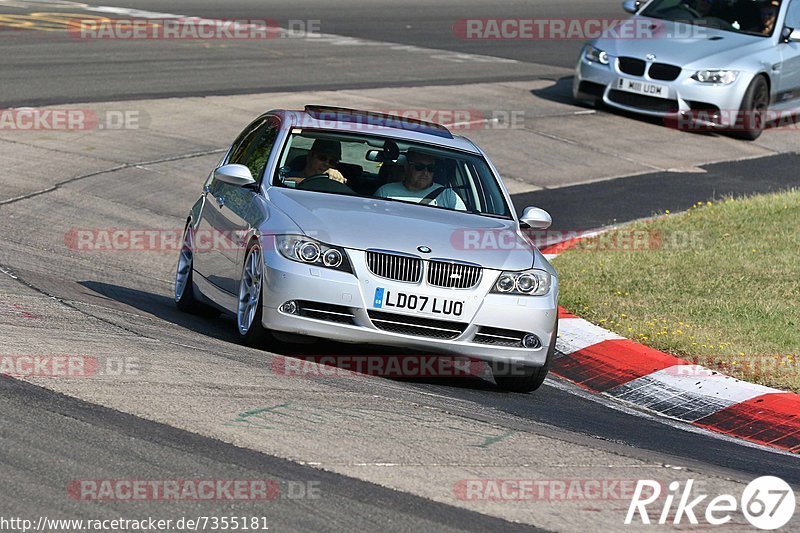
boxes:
[496,274,516,293]
[276,235,352,273]
[692,70,739,84]
[491,269,551,296]
[299,241,321,262]
[322,249,343,268]
[584,45,610,65]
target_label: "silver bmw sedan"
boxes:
[174,106,559,392]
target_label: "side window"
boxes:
[242,120,279,181]
[228,121,263,166]
[228,117,280,181]
[786,0,800,27]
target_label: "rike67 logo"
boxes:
[626,476,795,530]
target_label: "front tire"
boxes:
[237,240,271,347]
[492,317,558,393]
[730,75,769,141]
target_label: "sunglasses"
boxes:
[315,153,339,164]
[410,162,436,173]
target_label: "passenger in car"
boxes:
[374,150,466,210]
[285,139,347,185]
[760,0,780,34]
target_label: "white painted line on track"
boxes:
[0,265,19,279]
[443,117,500,129]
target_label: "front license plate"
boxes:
[616,78,669,99]
[373,288,464,317]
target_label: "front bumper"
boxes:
[260,246,558,367]
[573,52,750,128]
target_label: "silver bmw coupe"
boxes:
[574,0,800,139]
[174,106,559,392]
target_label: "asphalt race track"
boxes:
[0,0,798,531]
[0,0,599,106]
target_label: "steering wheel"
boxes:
[296,174,354,193]
[296,174,331,187]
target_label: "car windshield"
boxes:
[272,131,512,219]
[640,0,782,36]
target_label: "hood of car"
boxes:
[594,17,769,68]
[267,188,538,271]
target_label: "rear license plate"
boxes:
[373,288,464,317]
[616,77,669,99]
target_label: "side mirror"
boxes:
[782,27,800,43]
[214,164,256,187]
[622,0,641,14]
[519,207,552,229]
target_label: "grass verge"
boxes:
[553,189,800,392]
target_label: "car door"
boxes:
[194,116,279,295]
[777,0,800,106]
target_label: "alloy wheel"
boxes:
[237,244,263,335]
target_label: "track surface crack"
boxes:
[0,147,226,207]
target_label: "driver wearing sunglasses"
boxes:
[374,150,466,210]
[286,139,347,185]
